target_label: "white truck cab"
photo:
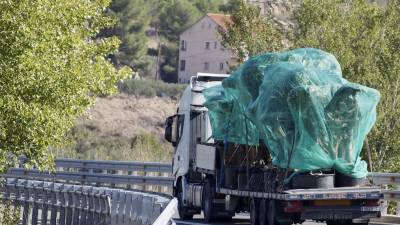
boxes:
[165,73,231,220]
[166,73,228,179]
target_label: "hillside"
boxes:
[85,94,178,139]
[53,94,178,162]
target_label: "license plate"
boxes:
[314,199,351,206]
[361,206,381,211]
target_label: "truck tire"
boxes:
[266,200,277,225]
[258,199,267,225]
[202,180,216,222]
[250,198,259,225]
[260,200,292,225]
[177,185,193,220]
[327,220,368,225]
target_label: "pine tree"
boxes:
[102,0,151,73]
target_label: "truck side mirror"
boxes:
[165,115,177,145]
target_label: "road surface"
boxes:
[175,213,325,225]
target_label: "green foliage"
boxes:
[102,0,151,74]
[0,201,20,225]
[156,0,203,81]
[220,0,284,62]
[118,79,186,99]
[54,124,172,162]
[0,0,131,172]
[159,0,201,42]
[189,0,224,13]
[294,0,400,171]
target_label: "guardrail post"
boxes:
[31,182,39,225]
[42,181,50,225]
[73,186,81,225]
[50,183,59,225]
[64,187,72,225]
[110,190,119,225]
[88,188,95,225]
[124,192,134,225]
[382,184,388,216]
[21,180,30,225]
[79,186,90,225]
[94,189,101,225]
[396,185,400,216]
[127,171,133,190]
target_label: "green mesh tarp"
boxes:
[203,48,380,178]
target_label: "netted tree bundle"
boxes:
[204,48,380,178]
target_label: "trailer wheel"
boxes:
[327,220,368,225]
[258,199,267,225]
[177,184,193,220]
[263,200,292,225]
[266,200,276,225]
[250,198,259,225]
[202,180,216,222]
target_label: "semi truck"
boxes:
[164,73,383,225]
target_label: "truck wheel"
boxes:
[177,185,193,220]
[266,200,276,225]
[250,198,259,225]
[202,180,216,222]
[258,199,267,225]
[327,220,367,225]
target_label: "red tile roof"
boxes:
[207,13,232,31]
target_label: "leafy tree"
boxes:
[294,0,400,171]
[0,0,130,172]
[102,0,151,74]
[219,0,283,62]
[189,0,224,13]
[159,0,201,42]
[219,0,242,13]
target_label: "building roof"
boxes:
[206,13,232,31]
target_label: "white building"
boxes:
[178,13,234,83]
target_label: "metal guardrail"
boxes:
[1,178,170,225]
[7,158,174,193]
[369,172,400,223]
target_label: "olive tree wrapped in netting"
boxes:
[204,48,380,178]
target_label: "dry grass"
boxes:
[53,94,179,162]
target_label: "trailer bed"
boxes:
[217,186,382,201]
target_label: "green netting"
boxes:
[203,48,380,178]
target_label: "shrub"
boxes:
[118,79,185,99]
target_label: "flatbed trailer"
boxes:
[165,73,384,225]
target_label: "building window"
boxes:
[204,62,209,71]
[180,40,186,51]
[219,62,224,71]
[214,42,218,49]
[180,60,186,71]
[205,42,210,49]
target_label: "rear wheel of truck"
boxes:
[177,184,193,220]
[260,200,292,225]
[203,179,216,222]
[250,198,259,225]
[258,199,268,225]
[327,220,368,225]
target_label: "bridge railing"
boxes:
[8,158,174,194]
[369,172,400,217]
[1,177,171,225]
